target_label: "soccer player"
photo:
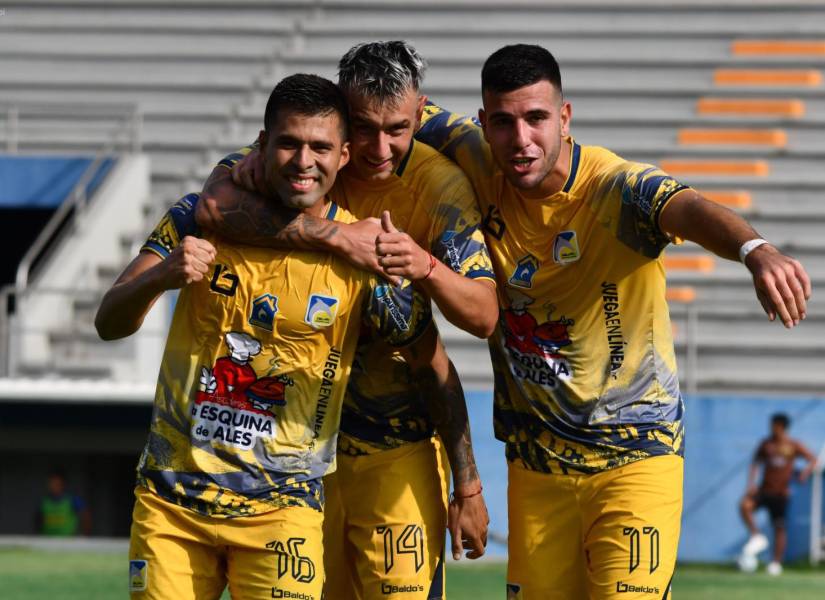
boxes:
[94,74,434,600]
[194,41,496,599]
[739,413,817,575]
[413,44,813,599]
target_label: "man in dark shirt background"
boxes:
[739,413,817,575]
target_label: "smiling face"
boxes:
[345,86,425,182]
[479,79,571,198]
[259,109,350,210]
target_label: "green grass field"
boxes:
[2,548,825,599]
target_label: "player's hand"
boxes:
[447,489,489,560]
[231,147,267,194]
[376,211,432,281]
[745,244,812,328]
[333,218,399,283]
[159,236,216,289]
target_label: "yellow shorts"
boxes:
[323,437,450,600]
[507,455,683,600]
[129,486,324,600]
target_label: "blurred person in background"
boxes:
[36,469,91,536]
[739,413,817,575]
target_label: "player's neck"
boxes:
[302,197,331,219]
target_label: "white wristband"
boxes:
[739,238,770,263]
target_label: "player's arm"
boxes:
[795,441,818,483]
[195,146,384,276]
[376,211,497,338]
[659,189,811,328]
[746,443,765,495]
[416,102,492,179]
[400,325,489,560]
[95,194,215,340]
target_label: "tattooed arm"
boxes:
[196,164,385,275]
[401,325,488,560]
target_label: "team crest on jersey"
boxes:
[249,294,279,331]
[501,289,574,389]
[553,230,580,265]
[509,254,540,289]
[506,583,523,599]
[129,559,148,592]
[194,332,292,450]
[305,294,339,329]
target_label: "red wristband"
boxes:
[451,485,483,501]
[422,253,437,281]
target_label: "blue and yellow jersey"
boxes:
[418,104,687,474]
[137,193,431,516]
[217,143,495,456]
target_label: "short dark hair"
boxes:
[263,73,349,137]
[338,40,426,104]
[771,413,790,429]
[481,44,563,98]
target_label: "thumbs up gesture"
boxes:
[376,210,435,282]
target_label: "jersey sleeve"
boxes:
[416,102,496,194]
[363,278,433,348]
[141,192,201,259]
[216,142,257,171]
[423,162,496,283]
[604,161,689,258]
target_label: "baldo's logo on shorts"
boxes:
[381,583,424,594]
[616,581,660,594]
[270,589,314,600]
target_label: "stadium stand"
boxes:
[0,0,822,542]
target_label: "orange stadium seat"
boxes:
[713,69,823,87]
[732,40,825,56]
[663,255,716,273]
[677,129,787,147]
[666,287,698,303]
[699,190,753,209]
[660,160,770,177]
[696,98,806,117]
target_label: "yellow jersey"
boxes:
[137,193,431,516]
[218,143,495,456]
[418,104,687,474]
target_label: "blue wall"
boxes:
[0,155,115,207]
[465,391,825,562]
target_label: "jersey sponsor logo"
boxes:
[270,590,315,600]
[381,583,425,594]
[374,286,410,332]
[506,583,523,599]
[615,582,660,594]
[440,230,462,271]
[502,290,574,388]
[250,294,279,331]
[601,282,626,374]
[509,254,539,289]
[129,559,148,592]
[305,294,339,329]
[553,230,580,265]
[194,332,291,450]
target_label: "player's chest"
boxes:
[186,247,361,338]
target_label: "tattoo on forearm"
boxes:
[202,176,338,249]
[417,361,480,488]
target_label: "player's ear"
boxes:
[415,95,427,130]
[337,141,351,171]
[257,129,268,150]
[478,108,490,143]
[559,101,572,137]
